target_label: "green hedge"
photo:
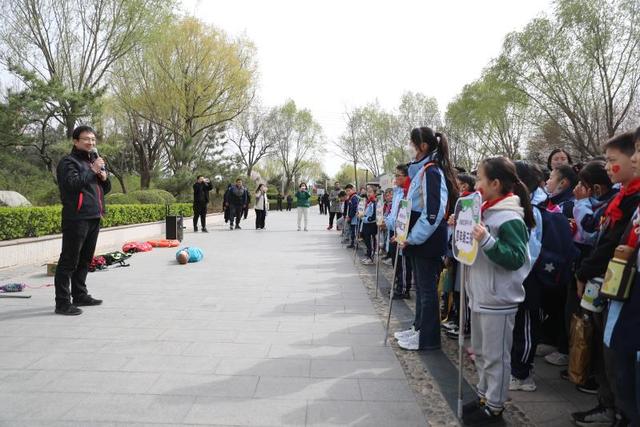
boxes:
[106,189,176,205]
[0,203,193,241]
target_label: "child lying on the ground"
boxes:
[176,247,204,264]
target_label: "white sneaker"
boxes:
[397,332,420,351]
[545,351,569,366]
[393,328,417,340]
[297,227,301,231]
[361,258,374,265]
[509,375,537,392]
[535,343,557,357]
[441,320,458,331]
[382,258,393,266]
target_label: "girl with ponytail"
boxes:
[463,156,533,424]
[393,127,458,351]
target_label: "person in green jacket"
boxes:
[295,182,311,231]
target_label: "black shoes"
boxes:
[74,295,103,306]
[194,227,198,232]
[202,228,208,233]
[55,304,83,316]
[346,244,355,249]
[463,404,505,426]
[235,225,241,230]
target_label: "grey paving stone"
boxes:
[182,342,270,358]
[0,369,64,392]
[148,373,259,398]
[267,344,354,360]
[310,360,406,379]
[184,397,307,426]
[123,354,219,374]
[306,400,427,426]
[254,377,362,401]
[62,393,196,424]
[0,391,86,421]
[358,379,417,401]
[42,371,160,394]
[215,358,311,377]
[29,352,131,371]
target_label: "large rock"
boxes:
[0,191,32,207]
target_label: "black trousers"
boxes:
[54,219,100,306]
[614,349,640,425]
[389,240,412,294]
[229,205,243,227]
[361,224,377,258]
[329,211,342,228]
[255,209,266,229]
[287,202,292,211]
[277,201,283,211]
[511,305,542,379]
[541,284,569,354]
[193,201,208,229]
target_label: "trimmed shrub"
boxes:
[105,193,137,204]
[129,190,166,205]
[0,203,193,241]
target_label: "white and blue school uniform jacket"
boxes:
[404,151,449,258]
[384,187,405,251]
[362,199,377,224]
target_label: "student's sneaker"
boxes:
[463,405,505,426]
[346,244,355,249]
[327,226,333,230]
[397,332,420,351]
[446,327,469,340]
[544,351,569,366]
[509,374,537,392]
[361,258,374,265]
[576,377,599,395]
[382,257,393,266]
[535,343,557,357]
[441,320,458,331]
[73,295,102,306]
[571,404,615,426]
[394,327,417,341]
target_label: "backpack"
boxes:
[122,241,153,253]
[88,256,107,272]
[531,206,580,288]
[102,251,131,267]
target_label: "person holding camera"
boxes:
[54,125,111,316]
[254,183,269,229]
[193,175,213,232]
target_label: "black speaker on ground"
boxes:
[166,215,184,241]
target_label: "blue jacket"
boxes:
[347,194,359,220]
[384,187,404,231]
[176,247,204,263]
[404,151,449,258]
[362,199,377,224]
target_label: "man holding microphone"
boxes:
[192,175,213,232]
[54,125,111,315]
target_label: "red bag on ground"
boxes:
[122,241,153,253]
[88,256,106,272]
[147,239,180,248]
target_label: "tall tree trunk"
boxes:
[353,160,358,189]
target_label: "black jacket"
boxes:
[57,147,111,221]
[226,185,248,206]
[576,192,640,282]
[193,181,213,204]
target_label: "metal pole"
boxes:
[352,221,360,263]
[457,264,468,419]
[375,229,381,297]
[383,246,401,345]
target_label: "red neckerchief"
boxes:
[367,195,376,204]
[481,193,514,214]
[604,178,640,227]
[461,191,472,197]
[401,178,411,197]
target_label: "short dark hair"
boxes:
[299,182,307,188]
[338,190,347,197]
[344,184,354,190]
[555,164,578,188]
[197,175,204,180]
[604,132,635,157]
[395,164,409,176]
[454,166,467,174]
[514,161,544,194]
[72,125,96,140]
[547,148,573,170]
[579,160,612,189]
[456,174,475,191]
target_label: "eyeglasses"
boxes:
[78,137,97,142]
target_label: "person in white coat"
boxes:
[254,184,269,230]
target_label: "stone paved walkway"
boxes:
[0,210,431,426]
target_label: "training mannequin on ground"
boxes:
[176,247,204,264]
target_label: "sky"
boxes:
[184,0,554,176]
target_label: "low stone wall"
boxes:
[0,214,223,270]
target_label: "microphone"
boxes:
[89,147,106,172]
